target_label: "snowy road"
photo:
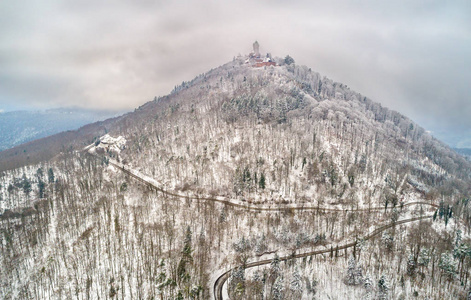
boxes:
[213,215,433,300]
[86,152,438,300]
[99,154,438,213]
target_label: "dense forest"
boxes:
[1,54,471,299]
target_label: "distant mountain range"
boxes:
[0,108,121,151]
[454,147,471,159]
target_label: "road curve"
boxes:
[97,154,438,213]
[213,215,433,300]
[85,153,438,300]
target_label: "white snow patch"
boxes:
[86,134,127,159]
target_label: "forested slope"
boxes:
[1,55,471,299]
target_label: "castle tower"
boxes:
[253,41,260,57]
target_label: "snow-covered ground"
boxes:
[2,59,471,299]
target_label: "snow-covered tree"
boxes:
[229,266,246,299]
[254,234,267,255]
[378,274,389,300]
[381,232,394,252]
[47,167,55,183]
[406,254,416,276]
[233,236,250,253]
[418,248,431,267]
[290,268,303,297]
[270,254,281,276]
[363,272,373,300]
[176,226,193,294]
[284,55,295,65]
[439,251,457,280]
[364,272,373,291]
[272,276,284,300]
[345,256,363,285]
[305,275,318,296]
[453,230,468,260]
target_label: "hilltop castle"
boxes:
[247,41,276,68]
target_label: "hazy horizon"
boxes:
[1,1,470,147]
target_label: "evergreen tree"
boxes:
[346,256,357,285]
[272,276,284,300]
[290,268,303,296]
[219,208,227,223]
[177,226,193,285]
[7,183,14,194]
[259,172,266,189]
[270,254,281,276]
[284,55,295,65]
[345,256,363,285]
[38,179,46,199]
[36,167,44,179]
[243,167,251,184]
[22,174,32,195]
[305,276,318,296]
[254,234,266,255]
[381,232,394,252]
[406,254,416,276]
[364,273,372,291]
[378,275,389,300]
[363,272,373,300]
[439,251,457,280]
[418,248,431,267]
[229,266,245,299]
[453,230,468,261]
[48,168,55,183]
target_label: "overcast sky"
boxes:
[0,1,470,147]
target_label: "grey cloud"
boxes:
[0,0,470,146]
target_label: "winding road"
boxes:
[87,152,438,300]
[102,155,437,213]
[212,215,433,300]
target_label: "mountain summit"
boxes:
[1,47,470,299]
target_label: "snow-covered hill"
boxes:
[1,52,470,299]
